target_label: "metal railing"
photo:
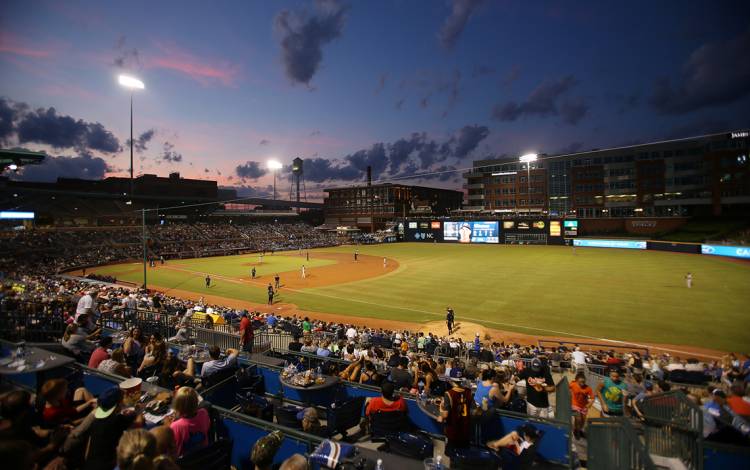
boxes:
[640,390,703,470]
[554,375,571,424]
[587,417,657,470]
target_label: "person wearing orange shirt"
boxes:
[727,384,750,417]
[569,372,594,439]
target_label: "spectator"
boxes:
[0,390,67,465]
[88,336,113,369]
[727,383,750,417]
[299,408,326,437]
[518,358,555,418]
[150,425,176,459]
[569,371,594,439]
[316,340,332,357]
[439,379,474,451]
[123,327,146,372]
[279,454,308,470]
[300,339,317,354]
[138,332,167,376]
[597,367,628,417]
[41,378,96,427]
[632,381,659,420]
[287,335,303,352]
[169,387,209,457]
[83,386,142,470]
[239,311,254,353]
[250,430,283,470]
[98,348,132,377]
[474,369,507,409]
[117,429,157,470]
[200,347,239,380]
[572,347,587,371]
[62,323,95,358]
[389,356,413,391]
[413,361,439,396]
[703,389,750,445]
[365,382,407,417]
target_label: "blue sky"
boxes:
[1,0,749,197]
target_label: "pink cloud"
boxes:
[0,32,55,58]
[145,41,240,87]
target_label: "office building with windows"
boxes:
[463,130,749,217]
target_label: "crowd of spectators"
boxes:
[0,222,340,276]
[2,269,750,469]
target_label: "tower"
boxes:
[289,157,306,212]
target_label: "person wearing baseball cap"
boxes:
[517,357,555,418]
[84,386,142,470]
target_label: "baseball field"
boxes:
[88,243,750,354]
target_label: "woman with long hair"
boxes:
[117,429,158,470]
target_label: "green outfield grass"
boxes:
[92,244,750,352]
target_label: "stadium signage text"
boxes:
[573,239,646,250]
[630,221,657,228]
[730,131,749,139]
[701,244,750,259]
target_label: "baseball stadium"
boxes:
[2,2,750,468]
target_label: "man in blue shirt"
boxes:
[267,313,278,329]
[316,340,331,357]
[200,347,239,380]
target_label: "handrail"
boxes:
[587,417,657,470]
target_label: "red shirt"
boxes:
[43,399,78,426]
[569,381,594,409]
[88,347,110,369]
[728,396,750,417]
[365,396,407,416]
[239,317,253,343]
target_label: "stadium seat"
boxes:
[176,438,233,470]
[274,403,303,429]
[370,410,411,440]
[235,392,274,422]
[445,445,503,470]
[201,366,239,389]
[326,396,366,439]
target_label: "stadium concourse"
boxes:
[1,223,750,470]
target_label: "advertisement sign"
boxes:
[503,221,515,229]
[573,239,646,249]
[444,221,500,243]
[431,221,441,229]
[701,245,750,259]
[550,221,561,237]
[533,221,546,230]
[0,211,35,219]
[408,222,417,229]
[518,222,529,230]
[563,219,578,236]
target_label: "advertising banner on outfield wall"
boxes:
[404,220,443,242]
[701,244,750,259]
[443,221,500,243]
[573,239,647,249]
[647,241,701,254]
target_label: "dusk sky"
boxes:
[1,0,749,199]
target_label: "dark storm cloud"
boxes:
[15,105,121,153]
[0,97,18,144]
[14,153,111,182]
[274,0,348,86]
[449,124,490,159]
[161,142,183,163]
[439,0,485,49]
[492,75,588,125]
[221,184,274,198]
[113,35,141,70]
[650,28,750,114]
[126,129,156,153]
[300,124,490,183]
[235,161,268,180]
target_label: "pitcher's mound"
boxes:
[420,320,490,342]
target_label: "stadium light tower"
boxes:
[118,74,145,202]
[519,153,538,213]
[267,159,283,201]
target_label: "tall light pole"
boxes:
[519,153,538,213]
[118,74,145,201]
[267,160,283,201]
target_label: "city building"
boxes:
[463,130,750,217]
[323,183,463,230]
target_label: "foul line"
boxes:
[156,264,722,359]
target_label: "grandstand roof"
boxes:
[1,148,46,169]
